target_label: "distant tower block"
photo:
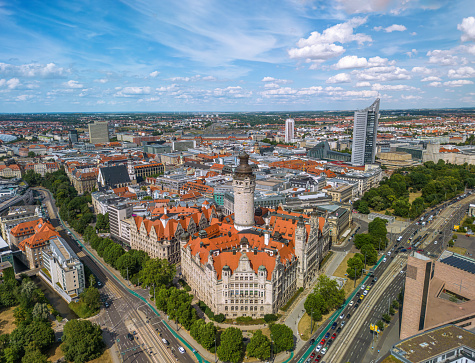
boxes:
[285,118,295,143]
[233,152,256,231]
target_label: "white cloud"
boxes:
[341,90,379,98]
[202,76,217,81]
[156,84,178,92]
[115,86,152,96]
[264,83,280,89]
[333,55,368,69]
[288,17,371,64]
[371,83,416,91]
[443,80,474,87]
[149,71,160,78]
[326,73,352,83]
[411,66,432,75]
[213,86,251,98]
[427,49,466,66]
[95,79,108,83]
[401,95,422,100]
[261,87,298,97]
[355,81,371,87]
[16,94,33,101]
[352,66,411,81]
[65,80,84,89]
[406,49,417,57]
[261,77,292,84]
[0,62,67,78]
[429,82,442,87]
[6,78,20,89]
[448,66,475,78]
[297,86,324,95]
[376,24,407,32]
[421,76,441,82]
[458,17,475,42]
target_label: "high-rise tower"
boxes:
[233,152,256,231]
[285,118,295,143]
[351,98,380,166]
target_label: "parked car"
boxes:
[178,346,185,354]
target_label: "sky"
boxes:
[0,0,474,112]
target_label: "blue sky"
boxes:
[0,0,474,112]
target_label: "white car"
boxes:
[361,285,365,290]
[383,258,387,262]
[161,338,169,345]
[321,347,328,355]
[387,251,391,256]
[349,301,354,307]
[339,314,345,319]
[178,346,185,354]
[315,344,322,352]
[434,240,438,244]
[363,290,368,296]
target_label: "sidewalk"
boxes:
[362,309,401,362]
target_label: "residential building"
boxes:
[0,205,41,244]
[307,141,351,162]
[351,98,380,166]
[285,118,295,143]
[325,184,353,203]
[0,164,21,178]
[109,202,133,245]
[41,236,85,302]
[69,168,98,195]
[88,121,109,144]
[133,161,164,181]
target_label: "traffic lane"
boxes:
[341,275,405,363]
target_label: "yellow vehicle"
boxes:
[360,294,364,300]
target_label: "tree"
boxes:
[392,300,399,309]
[304,292,325,320]
[22,342,49,363]
[32,303,50,322]
[353,234,374,249]
[13,306,29,325]
[359,243,378,265]
[18,321,55,351]
[382,313,391,323]
[346,255,364,280]
[313,275,345,312]
[264,314,278,324]
[61,319,105,363]
[0,280,18,306]
[190,319,205,344]
[28,151,36,158]
[368,218,388,249]
[20,280,37,306]
[199,322,217,350]
[376,320,384,331]
[357,200,370,214]
[270,324,294,353]
[89,274,96,288]
[139,258,176,288]
[217,327,243,363]
[2,267,15,282]
[246,330,271,361]
[80,287,101,314]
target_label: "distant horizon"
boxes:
[1,0,474,112]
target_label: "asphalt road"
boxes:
[296,191,474,363]
[36,188,195,363]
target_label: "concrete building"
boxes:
[41,236,85,303]
[88,121,109,144]
[285,118,295,143]
[0,205,41,244]
[351,98,380,166]
[108,202,133,245]
[401,251,475,340]
[68,130,78,144]
[391,324,475,363]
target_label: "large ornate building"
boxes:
[181,152,330,318]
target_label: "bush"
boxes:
[392,300,399,310]
[236,316,253,324]
[376,320,384,331]
[214,314,225,323]
[382,313,391,323]
[184,285,191,292]
[264,314,278,323]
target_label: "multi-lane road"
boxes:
[35,188,197,363]
[296,191,474,363]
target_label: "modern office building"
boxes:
[351,98,380,166]
[285,118,295,143]
[41,236,85,302]
[108,202,133,245]
[68,129,78,144]
[88,121,109,144]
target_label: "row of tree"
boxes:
[355,160,475,218]
[304,275,346,322]
[347,218,387,279]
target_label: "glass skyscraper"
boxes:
[351,98,380,166]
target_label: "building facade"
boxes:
[88,121,109,144]
[351,98,380,166]
[41,236,85,302]
[285,118,295,143]
[108,202,133,245]
[181,153,331,319]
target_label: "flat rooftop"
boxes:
[392,325,475,363]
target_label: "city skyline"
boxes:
[0,0,474,112]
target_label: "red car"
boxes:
[311,352,316,358]
[331,333,337,339]
[320,339,326,345]
[315,355,322,362]
[408,247,412,250]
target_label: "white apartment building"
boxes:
[285,118,295,143]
